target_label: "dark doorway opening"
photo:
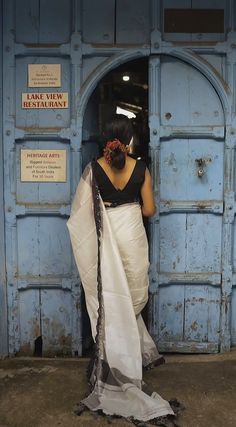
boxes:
[81,57,149,356]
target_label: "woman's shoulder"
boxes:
[135,157,147,173]
[127,157,146,184]
[93,157,109,177]
[128,154,146,166]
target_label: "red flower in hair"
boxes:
[104,139,126,165]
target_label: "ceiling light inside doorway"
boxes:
[116,106,136,119]
[122,75,130,82]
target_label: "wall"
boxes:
[1,0,236,356]
[0,0,8,357]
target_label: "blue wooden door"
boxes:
[148,56,225,352]
[3,1,81,356]
[2,0,234,356]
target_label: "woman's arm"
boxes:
[140,168,156,217]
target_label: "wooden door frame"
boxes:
[78,48,231,352]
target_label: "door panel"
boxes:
[116,0,150,44]
[40,289,72,356]
[4,1,80,356]
[160,57,224,127]
[15,0,72,44]
[159,214,186,273]
[185,214,222,272]
[149,55,224,352]
[158,284,185,342]
[159,214,222,274]
[184,285,221,342]
[160,139,223,201]
[39,0,72,43]
[17,217,71,276]
[18,289,41,354]
[231,289,236,345]
[82,0,115,44]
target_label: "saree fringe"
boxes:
[91,163,104,390]
[67,162,182,424]
[74,399,183,426]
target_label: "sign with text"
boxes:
[21,92,68,109]
[21,149,67,182]
[22,92,68,109]
[28,64,61,87]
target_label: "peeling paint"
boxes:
[191,321,198,331]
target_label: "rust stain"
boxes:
[197,202,208,209]
[31,319,40,337]
[17,342,32,355]
[174,303,183,312]
[17,126,63,132]
[173,41,217,47]
[25,43,61,48]
[191,321,198,331]
[185,297,206,303]
[59,334,72,347]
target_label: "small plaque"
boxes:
[22,92,68,109]
[21,149,67,182]
[28,64,61,87]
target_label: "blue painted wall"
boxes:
[1,0,236,356]
[0,0,8,357]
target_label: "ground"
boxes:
[0,351,236,427]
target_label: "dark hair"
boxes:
[109,147,126,169]
[104,114,133,169]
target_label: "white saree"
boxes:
[67,163,175,423]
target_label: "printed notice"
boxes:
[22,92,68,109]
[28,64,61,87]
[21,149,67,182]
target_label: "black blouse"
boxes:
[93,158,146,206]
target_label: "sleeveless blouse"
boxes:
[93,158,146,207]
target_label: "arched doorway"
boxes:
[81,57,149,354]
[80,53,227,354]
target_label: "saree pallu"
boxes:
[67,163,175,423]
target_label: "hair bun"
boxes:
[104,139,126,169]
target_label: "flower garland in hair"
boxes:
[104,139,126,165]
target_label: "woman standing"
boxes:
[67,115,179,425]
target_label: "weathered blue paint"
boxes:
[2,0,82,356]
[0,0,8,358]
[149,56,226,353]
[1,0,236,355]
[232,287,236,345]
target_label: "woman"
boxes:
[67,115,179,425]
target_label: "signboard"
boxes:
[28,64,61,87]
[22,92,68,109]
[21,150,67,182]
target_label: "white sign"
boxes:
[21,150,67,182]
[28,64,61,87]
[22,92,68,109]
